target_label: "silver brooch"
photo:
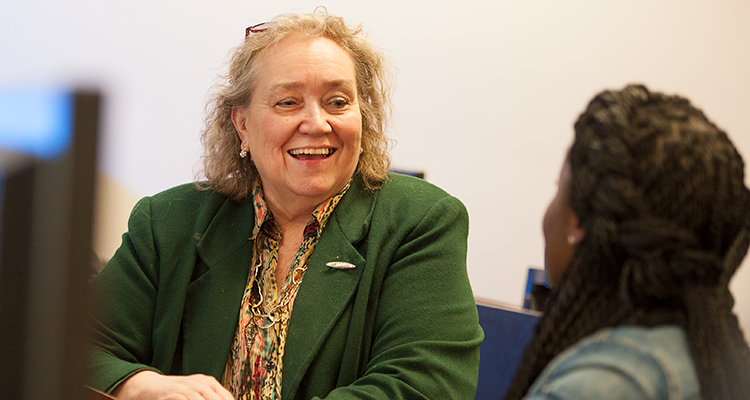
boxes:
[326,261,356,269]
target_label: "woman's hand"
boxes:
[112,370,234,400]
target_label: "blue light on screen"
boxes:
[0,88,74,159]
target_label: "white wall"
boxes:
[2,1,749,331]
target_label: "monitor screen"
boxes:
[0,87,100,400]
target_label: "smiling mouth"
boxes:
[288,148,336,160]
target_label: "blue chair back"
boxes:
[475,300,540,400]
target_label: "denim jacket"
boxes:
[524,325,701,400]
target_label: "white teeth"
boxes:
[289,148,332,155]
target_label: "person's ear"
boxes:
[566,215,585,245]
[231,105,248,142]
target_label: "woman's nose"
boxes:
[299,103,332,135]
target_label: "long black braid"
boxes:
[504,84,750,400]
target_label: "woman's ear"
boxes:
[231,106,247,142]
[567,214,585,245]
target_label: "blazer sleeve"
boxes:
[320,194,483,399]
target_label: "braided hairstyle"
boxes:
[504,84,750,400]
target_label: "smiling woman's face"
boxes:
[232,33,362,213]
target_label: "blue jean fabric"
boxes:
[524,325,701,400]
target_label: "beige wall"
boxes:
[92,173,138,263]
[26,0,745,335]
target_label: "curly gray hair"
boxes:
[197,9,393,201]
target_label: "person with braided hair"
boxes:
[504,84,750,400]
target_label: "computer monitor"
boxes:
[0,87,100,400]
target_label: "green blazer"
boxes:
[89,173,483,399]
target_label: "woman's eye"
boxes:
[275,98,297,107]
[328,97,349,108]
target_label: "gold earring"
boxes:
[567,235,577,244]
[239,148,247,158]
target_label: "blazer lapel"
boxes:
[180,177,379,390]
[182,199,255,378]
[281,178,377,398]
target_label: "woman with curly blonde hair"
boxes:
[199,9,392,201]
[88,9,482,400]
